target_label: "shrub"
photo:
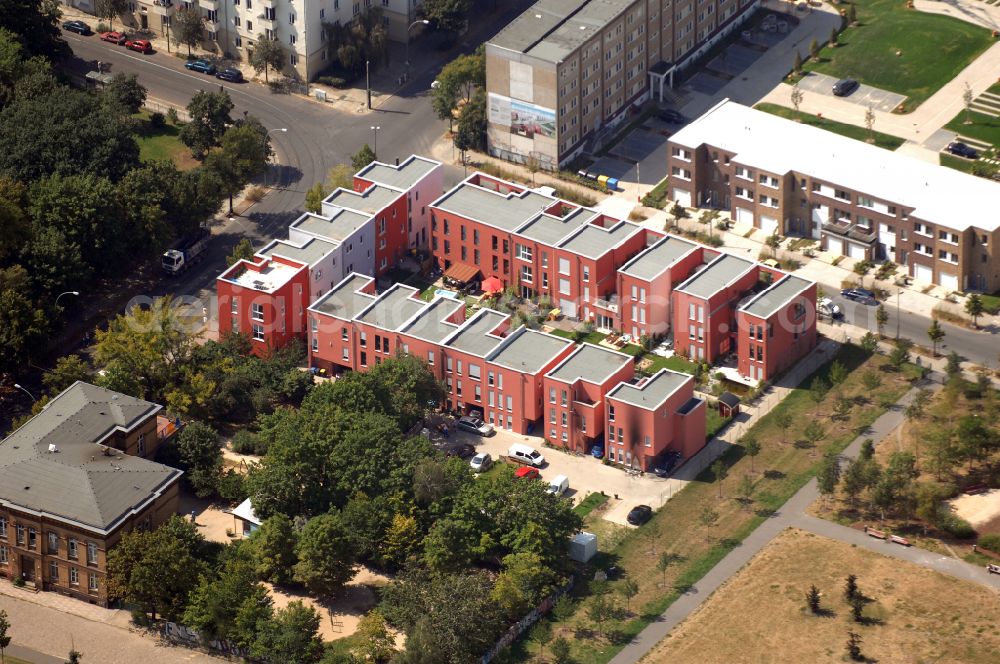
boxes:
[244,185,266,203]
[978,533,1000,554]
[937,511,976,539]
[97,23,110,33]
[316,76,348,88]
[130,608,151,627]
[166,107,180,125]
[149,111,166,128]
[231,429,262,455]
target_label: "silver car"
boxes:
[456,416,494,436]
[470,452,492,473]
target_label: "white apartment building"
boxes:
[64,0,422,81]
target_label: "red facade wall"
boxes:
[736,282,817,383]
[217,257,309,357]
[673,266,760,364]
[541,360,635,452]
[372,192,408,276]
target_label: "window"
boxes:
[48,532,58,554]
[0,545,7,564]
[558,257,570,275]
[559,278,570,295]
[289,11,296,23]
[0,517,5,538]
[520,265,532,283]
[506,395,512,412]
[456,381,462,397]
[230,297,238,314]
[550,408,556,424]
[516,244,532,261]
[138,432,145,457]
[938,230,959,244]
[549,388,556,403]
[250,302,264,321]
[342,348,349,361]
[447,357,453,372]
[16,525,24,546]
[70,567,79,585]
[289,34,296,46]
[561,412,567,426]
[582,266,590,282]
[488,371,495,386]
[89,573,98,591]
[68,538,78,560]
[252,324,264,341]
[290,53,298,66]
[360,332,367,347]
[469,364,481,380]
[49,560,59,582]
[28,528,35,549]
[475,385,481,402]
[87,542,98,565]
[361,351,367,367]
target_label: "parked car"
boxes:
[508,443,545,467]
[514,466,541,480]
[62,20,92,35]
[456,416,494,437]
[99,31,127,45]
[657,109,684,124]
[216,68,245,83]
[947,141,979,159]
[445,442,476,459]
[185,59,216,74]
[590,443,604,458]
[469,452,492,473]
[840,288,878,305]
[653,451,682,478]
[545,474,569,496]
[818,297,843,320]
[626,504,653,526]
[125,39,152,53]
[832,78,859,97]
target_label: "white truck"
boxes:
[162,229,211,275]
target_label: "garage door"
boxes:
[847,242,866,260]
[673,188,691,208]
[760,215,779,236]
[735,207,754,225]
[939,272,959,291]
[559,298,577,319]
[912,263,933,284]
[825,237,844,256]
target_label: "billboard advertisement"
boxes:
[488,93,556,140]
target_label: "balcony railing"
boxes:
[594,295,619,312]
[198,0,219,10]
[822,219,877,245]
[149,0,176,16]
[848,226,877,244]
[821,219,852,237]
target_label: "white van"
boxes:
[546,474,569,496]
[508,443,545,467]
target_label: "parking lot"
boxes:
[795,71,907,112]
[430,419,728,525]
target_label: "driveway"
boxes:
[795,71,907,112]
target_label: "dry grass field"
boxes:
[644,528,1000,664]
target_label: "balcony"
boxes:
[594,294,619,313]
[848,226,877,244]
[198,0,219,10]
[149,0,176,16]
[257,14,276,29]
[822,219,852,237]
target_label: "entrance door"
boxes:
[20,555,35,583]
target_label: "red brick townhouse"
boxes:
[216,156,441,355]
[429,172,661,330]
[606,369,707,471]
[308,273,713,466]
[0,382,182,606]
[616,235,703,340]
[672,251,816,383]
[667,99,1000,293]
[736,274,817,383]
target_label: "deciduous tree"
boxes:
[103,72,147,115]
[875,304,889,336]
[927,319,945,357]
[743,434,761,473]
[293,510,359,595]
[420,0,472,34]
[249,36,285,83]
[176,421,223,497]
[180,89,234,159]
[965,293,984,328]
[249,514,299,584]
[354,610,395,663]
[43,354,89,394]
[95,0,130,32]
[352,143,376,170]
[173,7,204,56]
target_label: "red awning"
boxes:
[444,262,480,285]
[481,276,504,294]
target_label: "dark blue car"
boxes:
[590,443,604,458]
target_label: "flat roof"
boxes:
[558,220,642,259]
[259,236,336,268]
[670,99,1000,233]
[291,207,371,242]
[490,0,632,64]
[433,181,555,232]
[309,274,376,319]
[607,369,690,410]
[357,156,438,190]
[488,328,573,374]
[356,284,426,331]
[0,382,181,534]
[444,309,509,357]
[324,184,401,215]
[229,259,302,293]
[740,274,813,319]
[546,343,632,384]
[515,207,597,246]
[675,253,756,299]
[398,297,467,344]
[619,235,698,281]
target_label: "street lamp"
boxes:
[405,19,430,71]
[264,128,288,188]
[370,126,380,159]
[55,291,79,307]
[896,289,902,340]
[13,383,36,403]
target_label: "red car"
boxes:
[514,467,540,480]
[99,31,126,45]
[125,39,152,54]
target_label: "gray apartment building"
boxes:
[666,100,1000,293]
[485,0,760,168]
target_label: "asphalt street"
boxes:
[823,289,997,367]
[60,31,455,308]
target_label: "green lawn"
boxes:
[573,492,609,518]
[801,0,994,111]
[944,110,1000,149]
[133,112,198,170]
[642,353,697,375]
[705,407,731,441]
[755,103,905,150]
[979,292,1000,315]
[548,328,610,345]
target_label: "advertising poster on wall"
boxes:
[488,93,557,140]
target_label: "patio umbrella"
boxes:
[482,276,504,294]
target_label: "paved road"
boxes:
[609,377,998,664]
[823,290,997,367]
